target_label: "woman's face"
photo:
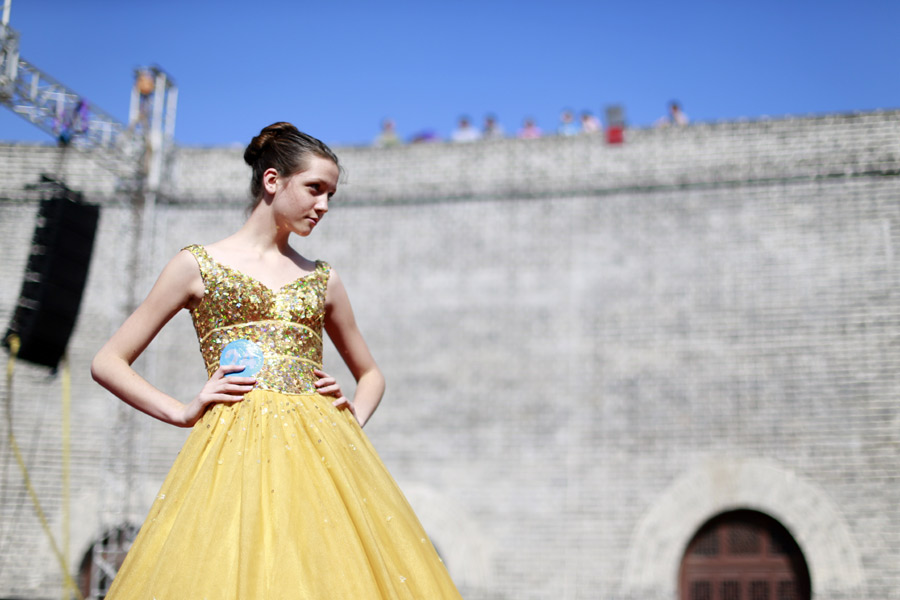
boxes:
[270,155,339,237]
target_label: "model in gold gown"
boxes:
[93,123,462,599]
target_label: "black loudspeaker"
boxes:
[4,183,100,369]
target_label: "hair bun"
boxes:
[242,136,263,167]
[243,122,296,167]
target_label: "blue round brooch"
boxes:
[219,339,265,377]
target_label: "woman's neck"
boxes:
[231,204,293,254]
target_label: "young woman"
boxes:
[92,122,462,599]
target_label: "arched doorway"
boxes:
[77,523,140,599]
[680,510,810,600]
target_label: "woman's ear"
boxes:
[262,168,280,195]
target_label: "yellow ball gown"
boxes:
[105,245,462,599]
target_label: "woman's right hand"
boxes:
[179,365,257,427]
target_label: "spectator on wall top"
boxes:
[374,118,401,147]
[518,117,542,139]
[558,109,579,136]
[451,116,481,143]
[656,101,690,127]
[482,114,505,139]
[580,111,601,134]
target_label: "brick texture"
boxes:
[1,111,898,599]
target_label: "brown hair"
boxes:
[243,122,340,208]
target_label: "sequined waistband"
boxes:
[210,352,322,395]
[198,320,324,396]
[200,319,321,345]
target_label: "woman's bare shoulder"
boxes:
[159,249,205,306]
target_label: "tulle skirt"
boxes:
[106,389,461,599]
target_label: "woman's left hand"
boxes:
[313,368,358,423]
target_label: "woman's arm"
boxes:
[322,268,385,427]
[91,250,256,427]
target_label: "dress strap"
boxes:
[314,259,332,281]
[182,244,215,284]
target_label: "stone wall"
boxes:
[1,111,898,599]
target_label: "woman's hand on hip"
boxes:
[313,368,358,423]
[179,365,256,427]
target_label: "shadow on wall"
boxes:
[400,481,492,594]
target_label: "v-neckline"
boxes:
[199,245,319,294]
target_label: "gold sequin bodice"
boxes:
[184,245,330,395]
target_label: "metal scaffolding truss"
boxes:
[0,5,176,189]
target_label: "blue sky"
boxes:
[0,0,897,147]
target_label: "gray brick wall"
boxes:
[1,111,898,599]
